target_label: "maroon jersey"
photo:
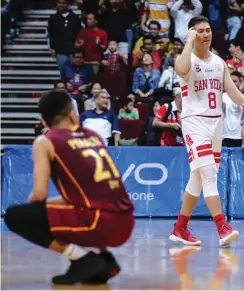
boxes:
[45,126,134,213]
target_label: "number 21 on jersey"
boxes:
[81,149,120,184]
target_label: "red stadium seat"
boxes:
[119,119,145,145]
[134,103,150,123]
[98,70,127,99]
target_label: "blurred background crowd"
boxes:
[1,0,244,147]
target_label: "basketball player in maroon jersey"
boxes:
[4,90,135,285]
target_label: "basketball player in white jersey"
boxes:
[169,16,244,247]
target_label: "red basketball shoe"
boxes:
[169,224,201,246]
[218,222,239,246]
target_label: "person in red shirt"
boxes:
[4,90,134,285]
[152,87,183,146]
[75,13,108,74]
[226,39,243,71]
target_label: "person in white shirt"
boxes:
[171,0,202,43]
[223,71,244,147]
[159,53,180,90]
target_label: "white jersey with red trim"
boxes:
[180,52,225,119]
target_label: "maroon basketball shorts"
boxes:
[46,204,135,248]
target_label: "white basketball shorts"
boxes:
[182,116,223,172]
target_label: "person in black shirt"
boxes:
[48,0,81,79]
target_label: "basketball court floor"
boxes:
[1,219,244,290]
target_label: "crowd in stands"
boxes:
[2,0,244,147]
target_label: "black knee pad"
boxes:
[4,205,19,231]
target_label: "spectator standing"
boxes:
[102,40,128,72]
[80,90,121,145]
[133,53,160,98]
[48,0,81,79]
[75,13,108,75]
[170,0,202,43]
[64,48,94,95]
[152,87,183,146]
[222,72,244,147]
[99,0,130,58]
[141,0,174,36]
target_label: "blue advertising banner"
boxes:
[109,147,228,216]
[228,148,244,218]
[1,146,59,215]
[1,146,228,216]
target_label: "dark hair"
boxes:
[229,38,244,51]
[38,90,73,126]
[188,16,209,29]
[87,12,98,21]
[148,20,161,31]
[108,39,118,44]
[173,37,184,46]
[183,0,192,5]
[123,98,134,107]
[231,71,243,80]
[72,47,86,57]
[143,35,155,44]
[54,79,66,89]
[90,81,101,93]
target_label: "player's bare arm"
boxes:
[175,28,197,78]
[28,135,54,203]
[153,119,181,131]
[223,62,244,106]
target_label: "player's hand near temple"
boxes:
[175,28,196,78]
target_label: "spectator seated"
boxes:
[64,48,94,95]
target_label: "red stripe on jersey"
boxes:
[182,91,188,97]
[196,144,212,151]
[213,152,221,157]
[181,85,188,91]
[215,158,221,163]
[189,156,193,163]
[198,150,213,157]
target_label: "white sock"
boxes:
[63,244,89,261]
[89,248,101,254]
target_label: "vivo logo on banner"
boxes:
[122,163,168,185]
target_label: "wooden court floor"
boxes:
[1,219,244,290]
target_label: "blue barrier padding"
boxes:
[228,148,244,218]
[1,145,229,217]
[1,146,59,215]
[109,147,228,216]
